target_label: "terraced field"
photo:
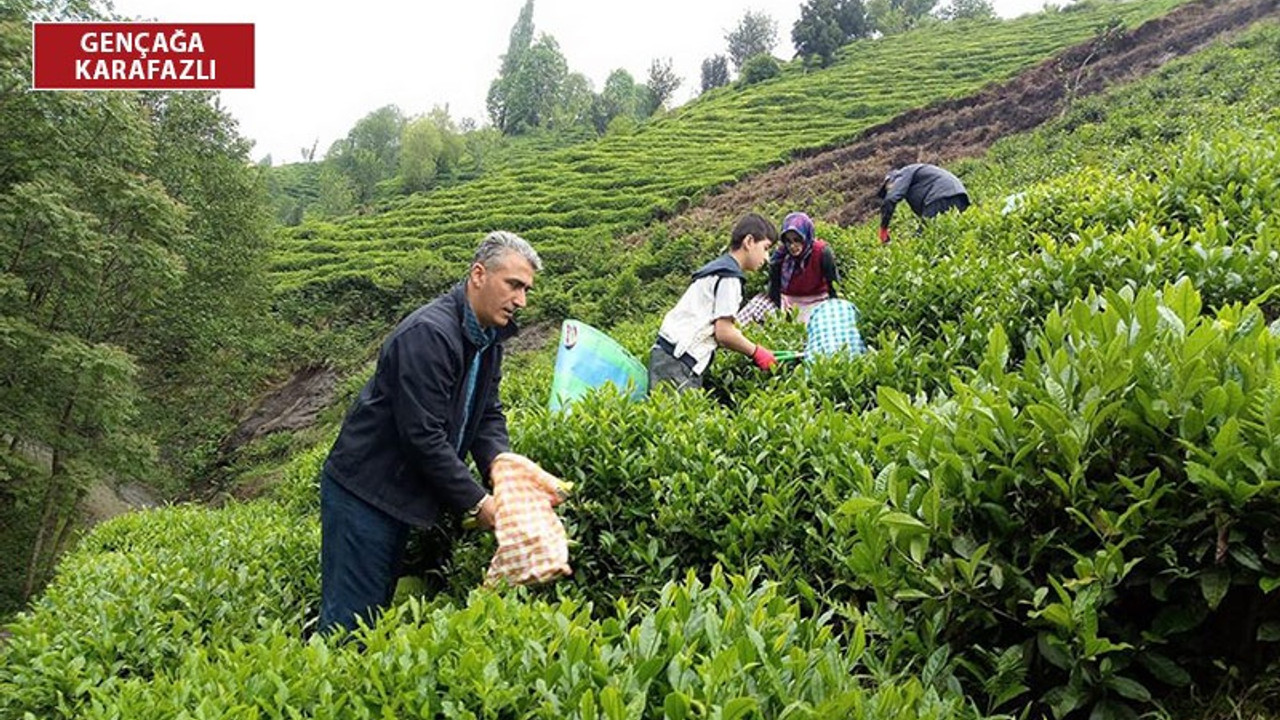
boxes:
[272,0,1186,327]
[6,6,1280,720]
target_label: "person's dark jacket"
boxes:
[323,283,515,528]
[880,163,969,228]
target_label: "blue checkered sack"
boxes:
[805,299,866,361]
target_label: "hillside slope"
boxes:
[5,10,1280,720]
[270,0,1188,335]
[660,0,1280,234]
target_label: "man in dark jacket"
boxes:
[318,231,541,634]
[877,163,970,244]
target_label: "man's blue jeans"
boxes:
[319,470,409,635]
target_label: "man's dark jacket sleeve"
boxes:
[388,323,488,512]
[469,363,508,484]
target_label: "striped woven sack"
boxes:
[485,453,573,586]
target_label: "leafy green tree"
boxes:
[460,126,505,176]
[593,68,639,132]
[312,162,357,217]
[793,0,871,66]
[700,54,731,93]
[939,0,996,21]
[503,34,571,133]
[740,53,782,85]
[399,117,444,192]
[726,10,779,73]
[793,0,846,66]
[1,2,273,606]
[326,105,405,203]
[554,71,595,131]
[0,38,182,597]
[135,92,274,477]
[644,57,683,114]
[398,107,466,192]
[426,106,466,176]
[867,0,939,35]
[835,0,871,37]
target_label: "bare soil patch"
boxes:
[640,0,1279,240]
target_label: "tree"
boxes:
[501,34,570,133]
[399,117,444,192]
[793,0,870,67]
[793,0,845,67]
[136,91,274,481]
[554,71,595,131]
[835,0,871,38]
[312,162,356,217]
[326,105,406,203]
[725,10,778,73]
[644,57,683,114]
[430,107,465,166]
[700,55,731,93]
[867,0,939,35]
[939,0,996,21]
[740,54,782,85]
[592,69,637,133]
[1,0,275,611]
[461,126,504,176]
[487,0,536,131]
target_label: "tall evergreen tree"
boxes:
[487,0,537,132]
[502,34,571,133]
[793,0,870,66]
[644,57,683,113]
[700,55,731,93]
[793,0,845,66]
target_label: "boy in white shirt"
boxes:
[649,213,780,392]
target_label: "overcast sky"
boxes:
[108,0,1049,165]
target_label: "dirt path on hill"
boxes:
[647,0,1280,239]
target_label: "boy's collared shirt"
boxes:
[657,255,744,375]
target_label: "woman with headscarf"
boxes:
[766,211,839,324]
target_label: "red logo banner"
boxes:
[32,23,254,90]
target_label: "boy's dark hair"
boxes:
[729,213,778,250]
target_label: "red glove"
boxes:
[878,227,891,244]
[751,345,778,371]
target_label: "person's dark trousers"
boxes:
[319,470,410,636]
[648,344,703,393]
[922,194,970,219]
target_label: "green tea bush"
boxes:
[12,9,1280,720]
[16,570,980,720]
[0,503,319,718]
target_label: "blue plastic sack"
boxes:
[548,320,648,411]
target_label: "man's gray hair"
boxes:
[473,230,542,272]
